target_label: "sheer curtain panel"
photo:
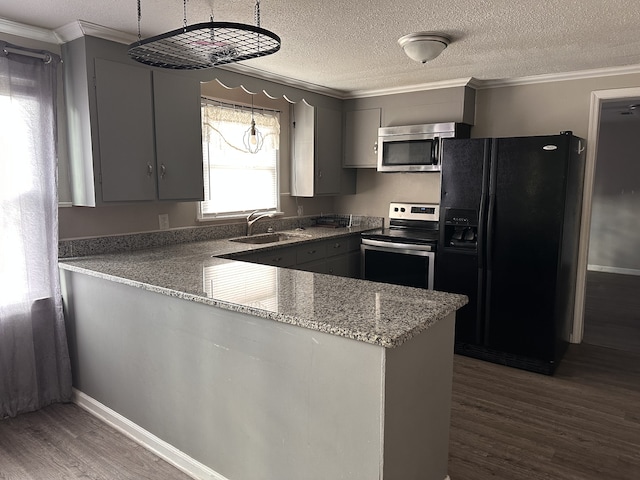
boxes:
[0,41,72,418]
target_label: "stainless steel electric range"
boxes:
[361,202,439,290]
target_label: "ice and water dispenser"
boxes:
[442,208,478,250]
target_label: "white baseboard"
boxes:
[72,389,228,480]
[587,264,640,277]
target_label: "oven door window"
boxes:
[362,247,434,289]
[382,138,436,166]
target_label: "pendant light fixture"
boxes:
[243,96,264,154]
[129,0,281,70]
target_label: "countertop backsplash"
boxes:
[58,214,382,258]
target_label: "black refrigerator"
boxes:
[436,132,586,374]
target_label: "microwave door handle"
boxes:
[432,138,440,165]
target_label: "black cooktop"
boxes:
[361,227,439,246]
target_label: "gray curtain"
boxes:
[0,41,72,418]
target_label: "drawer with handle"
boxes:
[326,239,350,257]
[296,242,326,264]
[257,249,297,267]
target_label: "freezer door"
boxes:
[437,138,490,344]
[484,135,570,360]
[440,138,490,213]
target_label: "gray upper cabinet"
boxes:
[153,70,204,201]
[343,108,381,168]
[94,59,156,202]
[62,36,203,206]
[291,101,355,196]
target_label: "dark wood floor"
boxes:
[449,343,640,480]
[1,343,639,480]
[0,402,194,480]
[583,271,640,354]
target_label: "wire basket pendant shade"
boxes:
[129,0,281,70]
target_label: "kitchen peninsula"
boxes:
[59,222,467,480]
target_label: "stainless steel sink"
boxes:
[229,232,311,244]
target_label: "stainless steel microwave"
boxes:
[377,122,471,172]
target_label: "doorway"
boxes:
[573,88,640,354]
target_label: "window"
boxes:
[0,66,55,306]
[199,98,280,219]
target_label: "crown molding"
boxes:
[217,63,348,99]
[0,17,60,44]
[345,77,475,99]
[54,20,137,44]
[473,64,640,89]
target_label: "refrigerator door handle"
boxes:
[477,139,492,270]
[484,140,499,345]
[476,139,492,344]
[432,137,440,166]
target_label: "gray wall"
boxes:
[473,74,640,139]
[335,73,640,220]
[588,118,640,272]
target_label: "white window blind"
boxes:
[200,99,280,218]
[203,262,278,311]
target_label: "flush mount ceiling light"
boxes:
[128,0,281,70]
[398,32,451,64]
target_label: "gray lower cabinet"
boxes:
[230,234,361,278]
[62,35,203,206]
[296,242,327,268]
[256,249,297,268]
[326,251,359,277]
[343,108,381,168]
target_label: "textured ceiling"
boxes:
[2,0,640,96]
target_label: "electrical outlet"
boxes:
[158,214,169,230]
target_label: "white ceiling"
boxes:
[2,0,640,97]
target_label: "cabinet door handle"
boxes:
[373,142,378,154]
[147,163,153,176]
[160,164,167,179]
[334,243,341,249]
[308,250,316,254]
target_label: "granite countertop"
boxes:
[59,226,468,348]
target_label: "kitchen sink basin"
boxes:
[229,232,311,244]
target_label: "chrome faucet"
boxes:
[246,210,275,236]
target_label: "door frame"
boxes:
[572,86,640,343]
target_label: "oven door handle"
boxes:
[361,238,434,252]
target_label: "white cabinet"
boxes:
[343,108,381,168]
[62,36,203,206]
[291,101,355,196]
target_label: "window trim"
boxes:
[198,97,282,222]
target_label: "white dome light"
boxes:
[398,32,451,64]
